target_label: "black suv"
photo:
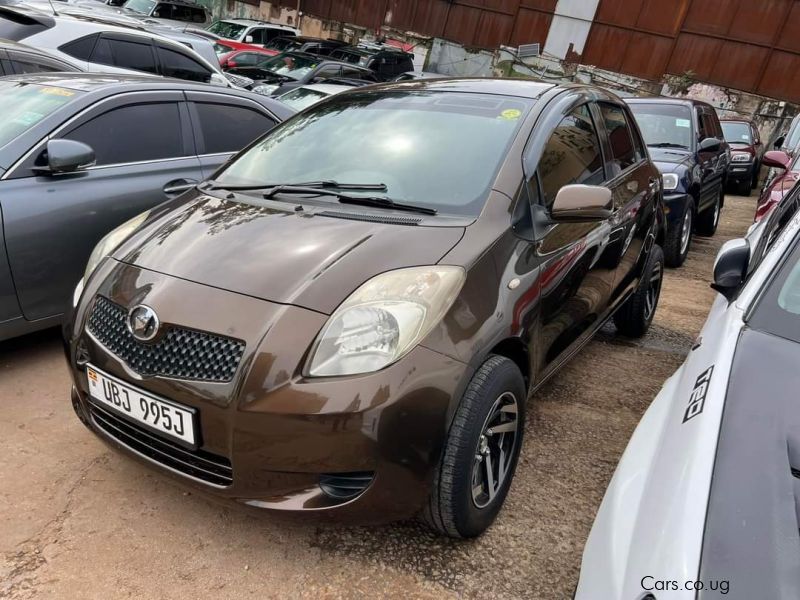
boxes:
[228,51,377,96]
[626,98,730,267]
[265,36,347,57]
[330,44,414,81]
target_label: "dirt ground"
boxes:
[0,194,755,600]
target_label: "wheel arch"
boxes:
[488,337,530,389]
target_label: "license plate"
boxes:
[86,365,196,446]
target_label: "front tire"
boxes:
[696,188,722,237]
[664,198,693,268]
[422,355,526,538]
[613,245,664,338]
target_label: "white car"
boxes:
[206,18,298,47]
[0,4,229,85]
[576,190,800,599]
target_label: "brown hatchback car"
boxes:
[65,79,666,538]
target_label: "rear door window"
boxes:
[193,102,277,154]
[92,37,159,75]
[156,44,212,82]
[62,102,184,165]
[598,102,637,174]
[538,104,605,210]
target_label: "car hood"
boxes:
[649,147,693,174]
[576,295,744,599]
[118,193,465,315]
[226,67,292,82]
[697,328,800,599]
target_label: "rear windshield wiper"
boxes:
[262,185,438,216]
[648,142,689,149]
[206,180,388,193]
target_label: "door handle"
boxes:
[163,179,197,195]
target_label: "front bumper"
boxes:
[727,161,754,183]
[65,261,473,523]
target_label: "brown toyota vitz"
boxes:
[65,79,666,538]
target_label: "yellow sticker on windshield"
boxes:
[39,87,74,97]
[498,108,521,121]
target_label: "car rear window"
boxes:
[0,81,79,149]
[217,90,534,216]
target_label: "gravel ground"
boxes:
[0,194,755,599]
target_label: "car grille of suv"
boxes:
[89,402,233,487]
[87,296,245,382]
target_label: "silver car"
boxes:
[0,73,293,341]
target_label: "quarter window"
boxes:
[538,105,605,210]
[156,45,212,83]
[62,103,184,165]
[599,103,637,174]
[194,103,277,154]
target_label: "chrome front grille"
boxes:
[87,296,245,382]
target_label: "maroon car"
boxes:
[756,149,800,222]
[721,118,763,196]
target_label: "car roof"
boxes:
[363,77,556,99]
[217,18,295,29]
[625,96,714,109]
[0,72,255,97]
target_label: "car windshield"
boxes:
[722,121,752,144]
[628,103,693,149]
[749,234,800,343]
[208,21,246,39]
[0,82,79,149]
[123,0,156,14]
[216,90,533,216]
[253,53,318,80]
[278,87,329,111]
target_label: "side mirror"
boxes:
[244,35,254,43]
[39,139,95,175]
[209,72,229,87]
[698,137,721,153]
[550,184,613,221]
[774,134,786,149]
[762,149,791,170]
[711,238,750,301]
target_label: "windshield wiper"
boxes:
[648,142,689,149]
[206,180,388,193]
[262,185,437,215]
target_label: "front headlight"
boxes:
[306,266,466,377]
[731,152,751,162]
[83,211,151,285]
[662,173,679,191]
[252,84,279,95]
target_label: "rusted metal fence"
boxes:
[271,0,800,102]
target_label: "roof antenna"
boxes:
[47,0,59,16]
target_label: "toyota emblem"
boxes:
[127,305,160,342]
